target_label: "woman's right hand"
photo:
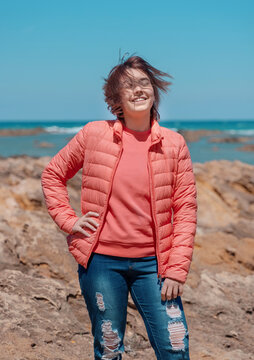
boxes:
[71,211,100,237]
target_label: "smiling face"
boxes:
[119,68,155,119]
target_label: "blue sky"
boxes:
[0,0,253,121]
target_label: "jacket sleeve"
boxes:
[165,134,198,283]
[41,123,89,234]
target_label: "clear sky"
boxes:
[0,0,253,121]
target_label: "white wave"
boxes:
[225,129,254,136]
[44,126,254,136]
[163,126,179,132]
[45,125,180,134]
[45,126,83,134]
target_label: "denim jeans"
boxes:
[77,253,190,360]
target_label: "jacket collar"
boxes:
[113,117,164,145]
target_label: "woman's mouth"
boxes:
[131,97,147,103]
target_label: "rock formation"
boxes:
[0,127,46,136]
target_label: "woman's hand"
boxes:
[71,211,100,237]
[161,278,184,301]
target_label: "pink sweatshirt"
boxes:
[93,124,156,257]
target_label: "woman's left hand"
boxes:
[161,277,184,301]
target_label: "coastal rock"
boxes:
[177,129,222,142]
[209,136,254,143]
[0,156,253,359]
[0,268,92,360]
[237,144,254,152]
[0,127,46,137]
[34,140,55,148]
[183,270,254,359]
[194,160,254,231]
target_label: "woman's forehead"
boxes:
[123,68,148,79]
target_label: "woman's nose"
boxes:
[133,85,143,93]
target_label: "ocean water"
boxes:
[0,119,254,164]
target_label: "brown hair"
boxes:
[102,53,174,123]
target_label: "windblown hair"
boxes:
[102,53,174,123]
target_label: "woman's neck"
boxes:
[123,114,151,132]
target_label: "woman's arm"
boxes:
[165,134,198,283]
[41,123,90,234]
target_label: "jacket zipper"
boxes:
[147,147,162,283]
[85,141,124,266]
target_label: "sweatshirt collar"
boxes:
[113,117,163,144]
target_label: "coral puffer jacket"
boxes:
[41,118,197,283]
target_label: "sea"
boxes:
[0,119,254,164]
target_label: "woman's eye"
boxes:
[122,81,132,88]
[141,79,150,86]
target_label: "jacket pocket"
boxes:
[66,232,95,249]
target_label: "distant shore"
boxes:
[1,126,254,147]
[0,121,254,163]
[0,127,46,136]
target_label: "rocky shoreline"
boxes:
[0,127,46,137]
[0,156,253,360]
[178,129,254,152]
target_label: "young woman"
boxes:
[41,54,197,360]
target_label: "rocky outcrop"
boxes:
[237,144,254,152]
[0,156,253,359]
[209,136,254,143]
[0,127,46,136]
[177,129,222,142]
[34,140,55,148]
[177,130,254,150]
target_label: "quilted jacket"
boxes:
[41,118,197,283]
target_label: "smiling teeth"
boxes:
[133,98,146,102]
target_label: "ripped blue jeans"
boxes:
[78,253,190,360]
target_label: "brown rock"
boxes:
[0,127,46,136]
[34,140,55,148]
[237,144,254,152]
[0,269,92,360]
[209,136,254,143]
[178,129,222,142]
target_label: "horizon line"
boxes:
[0,118,254,122]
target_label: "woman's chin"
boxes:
[127,105,152,113]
